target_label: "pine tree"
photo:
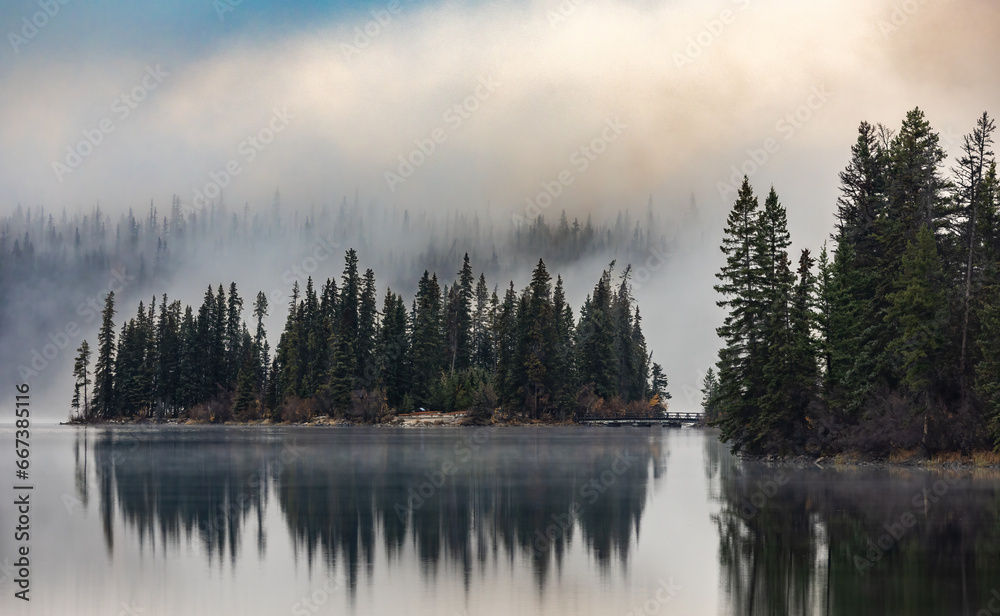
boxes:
[252,291,269,392]
[327,251,361,409]
[713,177,764,451]
[551,275,577,418]
[275,281,303,400]
[828,123,893,419]
[954,113,996,384]
[471,273,494,370]
[455,253,475,371]
[300,277,323,396]
[357,268,378,388]
[518,259,557,418]
[886,226,949,401]
[377,289,410,407]
[630,305,651,402]
[177,305,199,408]
[577,267,619,400]
[93,291,117,419]
[232,350,258,419]
[212,284,227,391]
[757,250,795,452]
[701,368,719,422]
[650,361,670,404]
[226,281,244,388]
[410,271,444,406]
[71,340,92,421]
[612,266,639,401]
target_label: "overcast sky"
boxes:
[2,0,998,237]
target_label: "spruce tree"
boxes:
[471,273,493,371]
[519,259,557,417]
[551,275,577,418]
[72,340,92,420]
[226,281,243,388]
[954,113,996,384]
[455,254,475,371]
[377,289,410,407]
[252,291,269,391]
[577,268,618,400]
[358,268,378,388]
[94,291,117,419]
[713,177,763,451]
[701,367,719,422]
[494,282,519,407]
[650,361,670,405]
[410,271,444,407]
[886,226,949,401]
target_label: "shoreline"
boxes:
[60,416,609,429]
[740,451,1000,470]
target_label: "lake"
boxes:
[2,425,999,615]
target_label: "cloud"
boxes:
[2,0,996,230]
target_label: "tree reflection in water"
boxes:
[80,427,667,594]
[706,435,1000,616]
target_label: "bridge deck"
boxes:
[577,412,704,424]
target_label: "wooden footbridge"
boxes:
[576,412,704,427]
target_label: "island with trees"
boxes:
[705,108,1000,460]
[69,254,670,424]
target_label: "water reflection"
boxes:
[90,428,272,563]
[79,427,666,593]
[706,436,1000,616]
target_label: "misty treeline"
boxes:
[705,108,1000,456]
[2,190,682,384]
[70,249,670,423]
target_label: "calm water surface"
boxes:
[1,426,999,615]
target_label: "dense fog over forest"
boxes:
[2,0,999,421]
